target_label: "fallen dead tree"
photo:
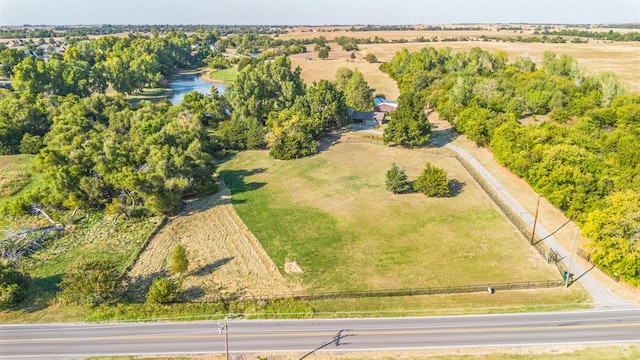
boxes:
[0,205,71,263]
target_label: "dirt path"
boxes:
[126,182,298,302]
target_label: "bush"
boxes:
[146,277,181,304]
[0,261,30,309]
[365,53,378,63]
[385,163,411,194]
[59,258,122,305]
[168,244,189,275]
[413,163,450,197]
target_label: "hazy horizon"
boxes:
[1,0,638,26]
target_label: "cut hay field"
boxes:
[288,35,640,99]
[218,133,560,293]
[126,182,296,302]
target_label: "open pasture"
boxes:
[287,30,640,99]
[218,136,560,292]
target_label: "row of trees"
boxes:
[380,46,639,285]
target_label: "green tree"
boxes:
[335,67,373,112]
[318,46,329,60]
[385,163,410,194]
[584,190,640,286]
[146,277,181,304]
[295,79,350,128]
[60,258,121,305]
[168,244,189,275]
[19,133,43,154]
[383,92,431,147]
[0,48,26,78]
[227,56,305,124]
[267,109,323,160]
[413,163,450,197]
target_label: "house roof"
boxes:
[351,111,374,121]
[374,97,398,107]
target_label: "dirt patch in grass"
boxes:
[126,182,297,302]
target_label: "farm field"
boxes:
[218,133,561,293]
[287,31,640,99]
[126,182,297,302]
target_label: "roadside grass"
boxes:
[82,344,640,359]
[0,286,588,324]
[218,139,561,293]
[204,67,238,84]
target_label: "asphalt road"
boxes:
[2,308,639,359]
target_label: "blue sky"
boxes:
[1,0,638,25]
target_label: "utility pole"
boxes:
[565,226,579,288]
[218,315,229,360]
[530,193,541,245]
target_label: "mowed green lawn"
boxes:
[219,139,558,292]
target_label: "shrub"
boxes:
[168,244,189,275]
[365,53,378,63]
[59,258,122,305]
[0,261,30,309]
[385,163,411,194]
[413,163,450,197]
[146,277,181,304]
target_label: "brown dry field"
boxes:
[126,182,298,301]
[287,30,640,99]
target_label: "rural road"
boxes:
[1,308,639,358]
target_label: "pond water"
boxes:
[168,73,226,105]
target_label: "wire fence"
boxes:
[192,279,565,303]
[455,155,569,279]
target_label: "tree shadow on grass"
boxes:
[449,179,466,197]
[317,131,342,153]
[182,286,205,301]
[218,168,267,202]
[14,274,62,313]
[191,257,234,276]
[124,270,169,302]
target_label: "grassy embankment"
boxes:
[203,66,239,84]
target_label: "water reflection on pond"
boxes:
[168,73,226,105]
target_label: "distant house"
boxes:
[348,107,386,126]
[374,97,398,113]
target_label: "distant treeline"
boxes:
[0,25,289,39]
[534,29,640,41]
